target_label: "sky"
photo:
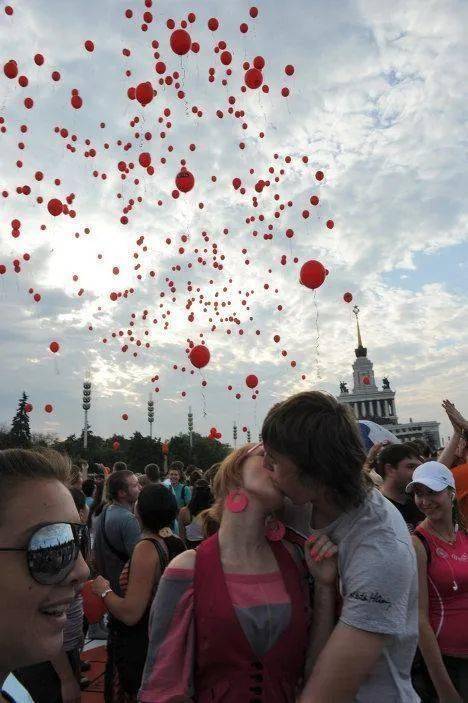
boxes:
[0,0,467,446]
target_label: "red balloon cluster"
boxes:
[209,426,222,440]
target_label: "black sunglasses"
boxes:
[0,522,89,585]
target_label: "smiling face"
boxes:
[0,479,89,672]
[263,444,316,505]
[169,470,180,487]
[413,484,454,521]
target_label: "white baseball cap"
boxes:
[406,461,455,494]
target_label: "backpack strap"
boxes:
[101,505,129,563]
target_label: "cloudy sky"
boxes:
[0,0,467,446]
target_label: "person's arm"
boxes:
[439,400,464,469]
[50,650,81,703]
[412,536,462,703]
[92,540,159,625]
[302,534,338,678]
[139,550,196,703]
[299,623,386,702]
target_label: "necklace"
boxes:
[427,521,457,545]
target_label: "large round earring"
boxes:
[226,490,249,513]
[265,516,286,541]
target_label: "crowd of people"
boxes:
[0,391,467,703]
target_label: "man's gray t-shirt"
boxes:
[94,503,141,594]
[284,488,419,703]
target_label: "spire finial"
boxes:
[352,305,367,357]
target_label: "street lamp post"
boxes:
[233,422,238,448]
[147,395,154,438]
[82,374,91,453]
[188,406,194,451]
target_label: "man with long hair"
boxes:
[262,391,419,703]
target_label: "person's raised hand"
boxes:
[442,400,467,432]
[304,534,338,587]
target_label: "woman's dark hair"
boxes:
[189,470,203,487]
[69,487,86,513]
[0,449,71,523]
[82,477,95,498]
[106,470,134,501]
[137,484,177,532]
[375,443,420,478]
[262,391,368,511]
[112,461,127,473]
[188,479,214,517]
[145,463,160,482]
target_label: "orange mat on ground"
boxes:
[81,645,106,702]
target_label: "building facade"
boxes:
[337,307,441,449]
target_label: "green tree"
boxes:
[126,432,163,472]
[10,392,31,447]
[168,432,231,470]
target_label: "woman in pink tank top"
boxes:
[139,443,338,702]
[407,461,468,702]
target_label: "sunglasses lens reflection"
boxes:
[29,523,77,584]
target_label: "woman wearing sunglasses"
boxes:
[0,449,89,703]
[139,443,337,703]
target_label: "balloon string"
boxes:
[313,290,321,380]
[199,370,207,417]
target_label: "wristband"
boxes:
[100,587,113,599]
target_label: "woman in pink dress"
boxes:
[139,443,338,703]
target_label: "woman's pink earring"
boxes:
[265,517,286,541]
[226,490,249,513]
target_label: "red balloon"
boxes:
[326,219,334,229]
[71,94,83,109]
[249,7,259,18]
[175,169,195,193]
[315,170,324,181]
[210,426,217,435]
[343,292,353,303]
[208,17,219,31]
[49,341,60,353]
[44,404,53,413]
[3,59,18,79]
[34,54,44,66]
[139,152,151,167]
[285,64,295,76]
[220,51,232,66]
[0,265,6,275]
[299,260,327,290]
[25,403,33,413]
[244,67,263,89]
[47,198,63,216]
[170,29,191,56]
[122,413,128,421]
[253,56,265,70]
[189,344,210,369]
[84,40,94,52]
[135,81,153,106]
[155,61,166,74]
[245,374,258,389]
[113,440,120,450]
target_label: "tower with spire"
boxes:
[338,306,397,424]
[337,306,441,448]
